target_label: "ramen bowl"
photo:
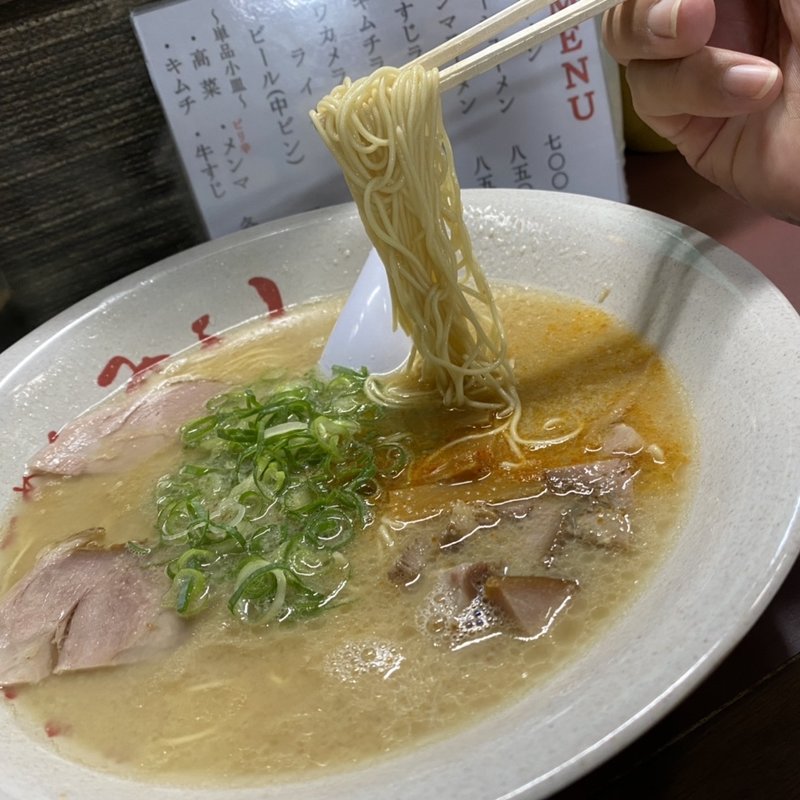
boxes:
[1,188,798,799]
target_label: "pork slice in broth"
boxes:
[403,461,640,645]
[443,561,493,610]
[484,575,577,638]
[27,377,227,477]
[422,564,578,646]
[563,501,635,549]
[388,499,500,587]
[543,458,635,501]
[0,531,111,684]
[0,530,185,685]
[387,494,570,588]
[54,556,185,674]
[487,494,573,559]
[387,536,429,588]
[418,561,500,647]
[545,458,638,549]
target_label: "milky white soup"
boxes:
[0,286,694,786]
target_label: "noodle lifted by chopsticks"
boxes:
[311,64,580,453]
[311,65,515,413]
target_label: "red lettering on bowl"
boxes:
[97,354,169,389]
[191,314,221,347]
[11,475,35,499]
[248,277,284,317]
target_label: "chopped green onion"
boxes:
[168,568,210,615]
[142,366,406,625]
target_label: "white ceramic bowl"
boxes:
[1,189,799,800]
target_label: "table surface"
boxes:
[1,150,799,799]
[551,152,800,800]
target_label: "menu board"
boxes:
[132,0,625,239]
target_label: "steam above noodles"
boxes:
[311,64,578,451]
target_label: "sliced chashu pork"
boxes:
[425,562,578,643]
[543,457,635,501]
[0,530,184,685]
[484,575,577,638]
[390,457,640,589]
[544,457,638,549]
[388,494,570,587]
[401,459,640,644]
[27,377,227,477]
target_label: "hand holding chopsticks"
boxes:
[409,0,626,92]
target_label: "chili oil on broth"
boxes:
[0,286,695,786]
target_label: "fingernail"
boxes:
[722,64,780,100]
[648,0,682,38]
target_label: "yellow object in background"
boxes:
[620,66,676,153]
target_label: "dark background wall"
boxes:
[0,0,205,343]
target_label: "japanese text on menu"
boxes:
[133,0,624,238]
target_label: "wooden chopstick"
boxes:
[411,0,625,92]
[409,0,552,72]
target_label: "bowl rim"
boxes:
[1,187,799,800]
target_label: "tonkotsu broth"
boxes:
[0,286,694,785]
